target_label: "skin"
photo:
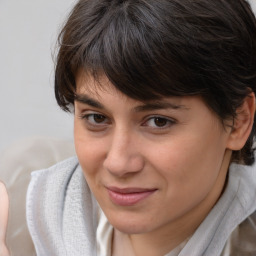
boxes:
[0,181,10,256]
[74,72,254,256]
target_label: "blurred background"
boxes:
[0,0,76,153]
[0,2,77,254]
[251,0,256,12]
[0,0,255,153]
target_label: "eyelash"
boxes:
[142,116,176,129]
[79,112,176,131]
[79,113,110,128]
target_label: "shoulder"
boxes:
[228,161,256,215]
[26,156,80,214]
[26,157,97,255]
[29,156,79,183]
[26,156,79,203]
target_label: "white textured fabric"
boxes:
[27,157,256,256]
[179,162,256,256]
[26,157,98,256]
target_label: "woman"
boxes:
[26,0,256,255]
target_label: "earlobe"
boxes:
[227,92,255,150]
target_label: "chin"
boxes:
[106,210,155,234]
[113,223,150,235]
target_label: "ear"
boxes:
[227,92,255,150]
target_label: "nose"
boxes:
[103,130,144,177]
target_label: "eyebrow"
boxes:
[74,94,188,112]
[133,101,187,112]
[75,94,104,109]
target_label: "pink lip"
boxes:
[107,187,157,206]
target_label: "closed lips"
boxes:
[106,187,157,206]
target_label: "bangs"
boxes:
[55,0,256,116]
[61,0,207,105]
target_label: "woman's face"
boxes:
[74,73,232,235]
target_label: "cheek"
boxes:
[74,135,107,199]
[74,124,106,177]
[148,131,227,195]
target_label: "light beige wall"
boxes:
[0,0,75,153]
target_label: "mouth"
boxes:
[106,186,157,206]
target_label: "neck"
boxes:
[112,149,232,256]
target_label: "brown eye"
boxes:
[142,116,175,129]
[93,114,106,123]
[153,117,168,127]
[83,113,108,125]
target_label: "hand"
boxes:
[0,181,10,256]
